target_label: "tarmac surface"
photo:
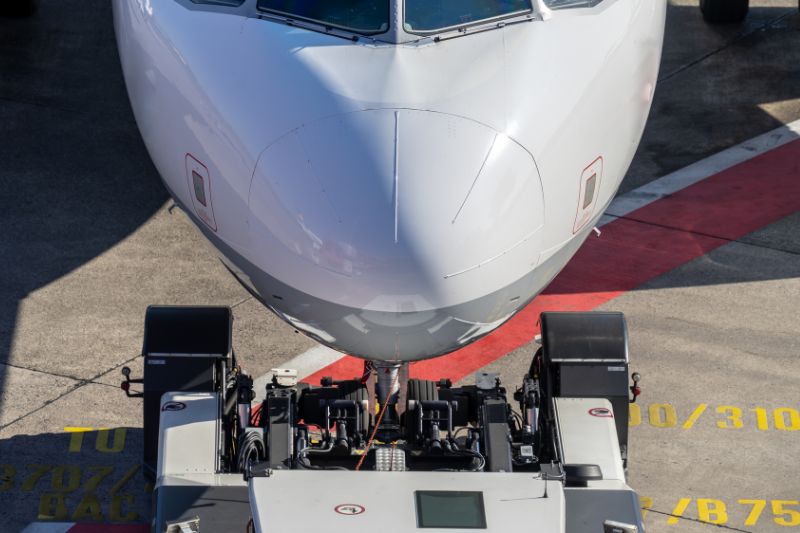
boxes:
[1,0,799,531]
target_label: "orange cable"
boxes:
[355,369,400,471]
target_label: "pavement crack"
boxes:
[645,508,754,533]
[231,296,253,309]
[659,10,796,84]
[89,353,142,385]
[0,354,142,431]
[0,361,83,383]
[0,380,89,432]
[730,238,800,258]
[610,213,800,258]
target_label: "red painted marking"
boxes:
[303,139,800,385]
[68,525,148,533]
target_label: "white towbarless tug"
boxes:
[114,0,663,531]
[127,308,643,533]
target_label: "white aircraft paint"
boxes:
[258,117,800,384]
[113,0,666,362]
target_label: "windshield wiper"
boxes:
[432,14,535,43]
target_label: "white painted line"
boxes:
[256,119,800,387]
[253,344,345,396]
[600,119,800,225]
[20,523,75,533]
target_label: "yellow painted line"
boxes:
[109,464,139,496]
[667,498,691,525]
[645,497,800,528]
[681,403,707,429]
[64,427,97,453]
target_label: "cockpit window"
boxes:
[256,0,390,35]
[404,0,532,33]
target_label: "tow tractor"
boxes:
[122,307,644,533]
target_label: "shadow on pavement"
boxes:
[0,428,150,530]
[0,1,167,419]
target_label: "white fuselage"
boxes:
[113,0,666,361]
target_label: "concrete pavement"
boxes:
[1,0,798,531]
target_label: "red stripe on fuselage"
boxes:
[304,139,800,384]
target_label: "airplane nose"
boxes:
[247,109,545,315]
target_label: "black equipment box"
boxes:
[141,306,233,478]
[540,312,630,456]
